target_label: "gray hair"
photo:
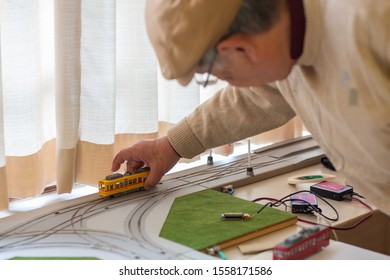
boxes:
[228,0,283,34]
[199,0,282,68]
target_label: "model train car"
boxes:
[272,225,330,260]
[98,167,150,197]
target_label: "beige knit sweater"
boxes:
[167,0,390,215]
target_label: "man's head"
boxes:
[146,0,293,87]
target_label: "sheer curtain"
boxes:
[0,0,303,211]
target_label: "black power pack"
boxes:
[290,193,319,214]
[310,181,353,201]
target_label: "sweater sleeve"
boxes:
[167,84,296,159]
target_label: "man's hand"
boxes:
[111,136,181,190]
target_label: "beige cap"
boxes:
[145,0,242,86]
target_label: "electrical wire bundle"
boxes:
[252,190,373,231]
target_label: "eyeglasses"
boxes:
[194,49,219,88]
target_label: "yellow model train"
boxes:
[98,167,150,197]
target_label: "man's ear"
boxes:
[216,34,259,64]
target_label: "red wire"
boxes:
[298,197,374,230]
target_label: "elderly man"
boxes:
[112,0,390,216]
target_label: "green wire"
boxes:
[217,250,227,260]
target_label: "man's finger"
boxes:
[143,169,164,190]
[111,151,126,172]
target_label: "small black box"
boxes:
[310,181,353,201]
[290,193,319,214]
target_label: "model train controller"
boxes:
[310,181,353,201]
[290,193,320,214]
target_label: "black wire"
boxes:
[254,190,339,221]
[352,191,365,199]
[256,202,275,214]
[254,192,373,231]
[297,195,374,230]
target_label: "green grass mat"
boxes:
[160,189,296,250]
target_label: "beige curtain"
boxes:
[0,0,304,211]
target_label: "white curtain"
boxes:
[0,0,303,210]
[0,0,206,210]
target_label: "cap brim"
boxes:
[146,0,242,86]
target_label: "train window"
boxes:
[138,177,142,183]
